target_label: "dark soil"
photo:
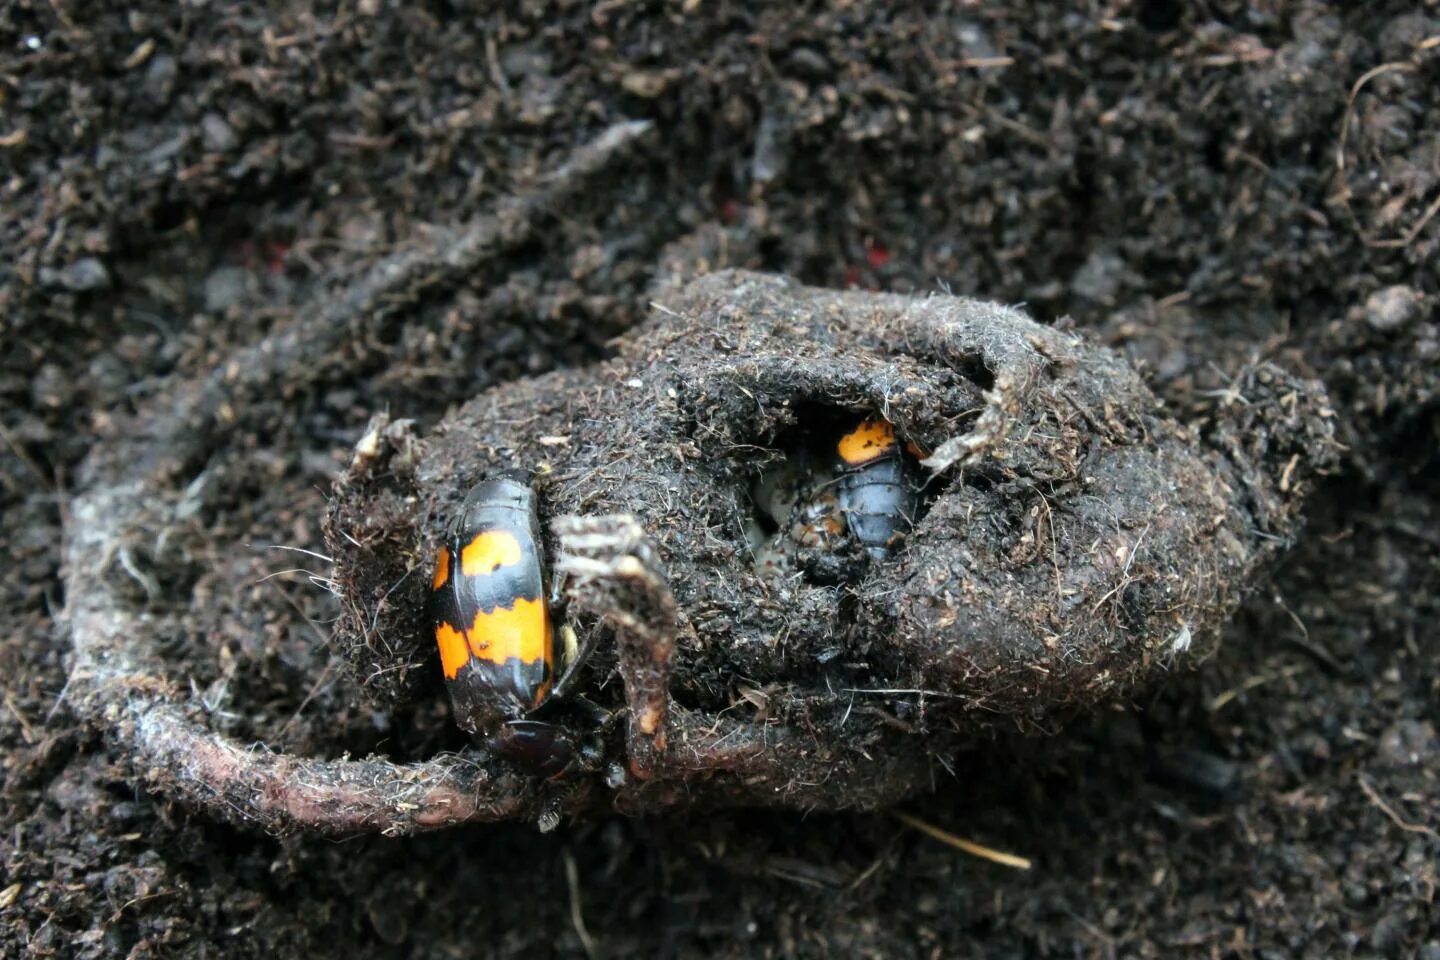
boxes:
[3,3,1437,957]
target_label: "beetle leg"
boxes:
[548,623,600,701]
[554,515,675,780]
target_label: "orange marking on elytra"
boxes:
[431,547,450,590]
[837,418,897,466]
[436,620,471,680]
[460,530,523,576]
[530,672,552,709]
[435,597,551,680]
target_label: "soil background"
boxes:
[2,2,1438,958]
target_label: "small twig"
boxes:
[1272,592,1345,675]
[1334,61,1438,248]
[1357,773,1440,841]
[563,850,599,960]
[111,890,174,922]
[957,56,1015,69]
[892,811,1033,870]
[3,691,38,744]
[845,840,895,892]
[1360,191,1440,250]
[273,656,340,745]
[0,419,54,490]
[1335,63,1414,176]
[1089,526,1149,616]
[1207,664,1306,711]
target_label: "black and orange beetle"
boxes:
[430,474,581,774]
[749,415,922,579]
[834,417,920,560]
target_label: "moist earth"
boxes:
[3,3,1438,958]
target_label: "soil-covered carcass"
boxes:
[316,270,1336,830]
